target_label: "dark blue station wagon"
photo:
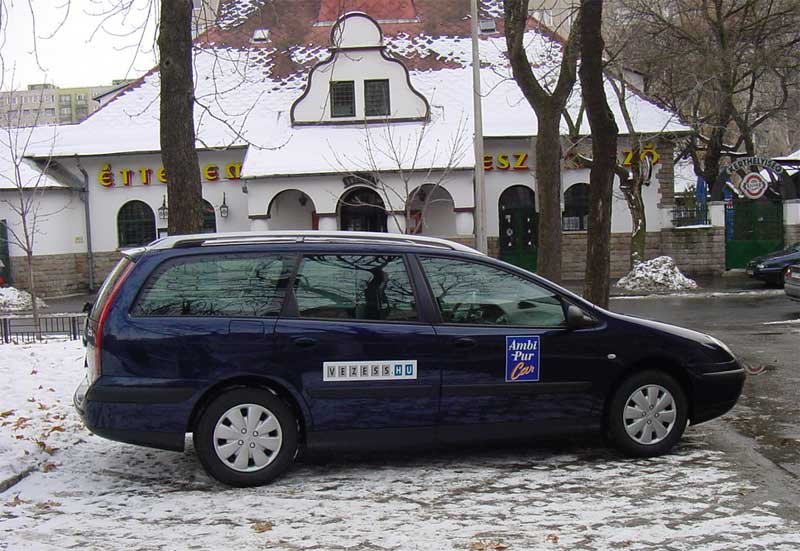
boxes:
[74,232,745,486]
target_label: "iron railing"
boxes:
[672,206,710,227]
[0,314,86,344]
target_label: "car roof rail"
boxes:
[146,231,484,255]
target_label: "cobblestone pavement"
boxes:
[2,427,800,551]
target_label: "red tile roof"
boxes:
[316,0,418,23]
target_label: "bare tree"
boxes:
[504,0,580,284]
[612,0,800,190]
[159,0,203,235]
[0,102,60,331]
[578,0,618,308]
[328,115,470,236]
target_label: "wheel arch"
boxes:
[187,376,311,443]
[603,357,695,425]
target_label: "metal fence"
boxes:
[671,206,710,227]
[0,314,86,344]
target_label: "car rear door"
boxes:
[274,253,439,445]
[415,255,613,443]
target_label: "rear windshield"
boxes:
[131,254,293,318]
[91,257,133,320]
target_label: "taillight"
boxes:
[91,263,135,382]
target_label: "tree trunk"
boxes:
[579,0,618,309]
[159,0,203,235]
[534,112,564,283]
[27,252,40,340]
[621,175,646,267]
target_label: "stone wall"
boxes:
[8,250,123,297]
[560,232,662,280]
[660,227,725,277]
[785,224,800,245]
[9,253,89,297]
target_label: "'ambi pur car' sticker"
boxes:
[323,360,417,381]
[505,336,540,382]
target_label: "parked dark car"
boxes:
[746,242,800,285]
[74,231,745,486]
[784,265,800,303]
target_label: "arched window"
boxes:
[202,200,217,233]
[562,183,589,231]
[339,187,387,232]
[406,184,456,236]
[117,200,156,247]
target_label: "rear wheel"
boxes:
[194,388,297,486]
[607,370,687,457]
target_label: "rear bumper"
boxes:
[73,377,196,452]
[688,361,746,425]
[785,280,800,302]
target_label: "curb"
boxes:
[0,466,36,494]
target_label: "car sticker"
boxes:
[505,336,540,382]
[323,360,417,382]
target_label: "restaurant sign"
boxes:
[98,162,243,187]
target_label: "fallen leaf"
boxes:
[37,403,50,411]
[35,441,57,455]
[47,425,66,435]
[251,521,273,533]
[5,495,27,507]
[0,410,14,418]
[42,462,58,473]
[12,417,30,430]
[546,534,559,544]
[27,398,36,403]
[30,369,37,375]
[470,540,508,551]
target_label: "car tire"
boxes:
[193,387,298,487]
[607,370,688,457]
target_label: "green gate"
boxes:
[725,197,783,269]
[0,219,10,286]
[499,186,538,272]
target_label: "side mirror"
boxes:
[566,305,595,329]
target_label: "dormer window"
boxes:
[330,81,355,117]
[251,29,270,44]
[479,19,497,33]
[365,79,390,117]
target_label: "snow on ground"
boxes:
[612,289,786,300]
[0,340,84,484]
[616,257,698,293]
[2,342,800,550]
[0,286,48,312]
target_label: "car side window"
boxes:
[132,254,292,317]
[419,256,566,327]
[295,255,417,322]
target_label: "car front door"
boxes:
[416,255,613,443]
[274,253,439,446]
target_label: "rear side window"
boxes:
[132,254,292,317]
[92,257,133,319]
[295,255,417,321]
[420,256,566,327]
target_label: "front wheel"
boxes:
[607,370,688,457]
[194,388,298,486]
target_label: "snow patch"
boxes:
[616,256,698,293]
[0,286,48,312]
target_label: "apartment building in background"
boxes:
[0,81,130,127]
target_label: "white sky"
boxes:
[1,0,158,90]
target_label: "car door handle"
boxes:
[293,337,317,348]
[453,337,477,349]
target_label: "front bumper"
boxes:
[746,266,783,282]
[688,360,746,425]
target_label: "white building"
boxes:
[4,0,725,296]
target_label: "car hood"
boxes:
[751,249,800,264]
[604,310,733,363]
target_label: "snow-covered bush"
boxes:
[0,286,48,312]
[616,256,698,292]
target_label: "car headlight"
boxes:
[707,335,735,359]
[756,263,765,269]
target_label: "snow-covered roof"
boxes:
[26,0,690,178]
[0,127,65,190]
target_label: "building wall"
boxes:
[660,227,725,277]
[0,83,117,127]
